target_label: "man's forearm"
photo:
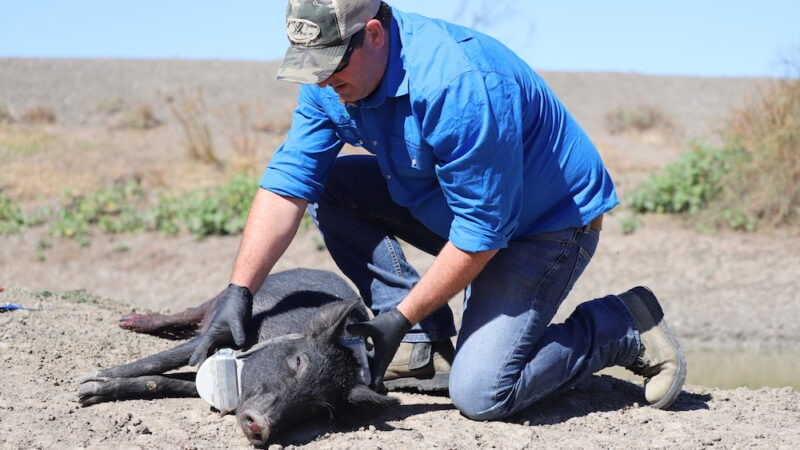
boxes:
[397,242,498,324]
[229,188,308,293]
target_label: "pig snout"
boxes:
[238,408,271,446]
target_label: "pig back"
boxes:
[248,269,368,343]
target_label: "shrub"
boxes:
[173,173,257,236]
[605,105,674,134]
[628,143,742,216]
[714,71,800,229]
[20,105,57,124]
[627,52,800,232]
[114,104,162,130]
[165,89,220,167]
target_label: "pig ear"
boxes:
[306,299,360,342]
[345,384,400,418]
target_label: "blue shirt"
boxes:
[262,9,618,252]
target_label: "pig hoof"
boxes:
[119,312,163,332]
[77,381,104,406]
[80,371,101,383]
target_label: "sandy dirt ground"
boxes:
[1,58,799,449]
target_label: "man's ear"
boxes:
[364,19,386,49]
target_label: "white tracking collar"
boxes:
[195,336,371,414]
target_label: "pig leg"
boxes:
[78,339,200,406]
[82,339,198,380]
[78,373,197,405]
[118,297,218,339]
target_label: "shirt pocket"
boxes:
[385,109,433,177]
[388,136,435,179]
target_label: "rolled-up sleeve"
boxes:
[260,86,343,202]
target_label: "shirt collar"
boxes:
[358,16,408,109]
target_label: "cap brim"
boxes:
[275,37,350,84]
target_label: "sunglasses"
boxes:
[333,28,366,74]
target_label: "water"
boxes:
[600,347,800,390]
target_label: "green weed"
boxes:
[171,173,257,237]
[0,193,27,234]
[49,179,148,246]
[628,142,742,216]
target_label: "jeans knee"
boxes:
[449,367,511,421]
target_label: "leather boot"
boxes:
[619,286,687,409]
[382,339,454,393]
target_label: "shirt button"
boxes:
[385,174,392,180]
[372,140,379,146]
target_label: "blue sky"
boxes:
[1,1,798,77]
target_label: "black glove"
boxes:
[346,308,412,391]
[189,284,253,367]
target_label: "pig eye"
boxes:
[286,353,308,376]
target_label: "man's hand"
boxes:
[189,284,253,367]
[346,308,412,391]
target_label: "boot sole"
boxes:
[648,316,687,409]
[384,372,450,393]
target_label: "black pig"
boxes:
[78,268,398,446]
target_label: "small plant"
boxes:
[165,89,220,167]
[618,213,642,235]
[174,173,258,237]
[9,174,263,244]
[0,193,27,234]
[605,105,674,135]
[49,179,148,246]
[35,238,52,261]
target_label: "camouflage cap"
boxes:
[276,0,380,84]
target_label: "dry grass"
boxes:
[165,89,220,168]
[19,104,57,124]
[113,104,162,130]
[0,103,14,124]
[220,102,259,175]
[604,104,675,135]
[716,72,800,229]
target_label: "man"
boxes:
[190,0,687,420]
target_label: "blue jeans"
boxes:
[311,155,641,420]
